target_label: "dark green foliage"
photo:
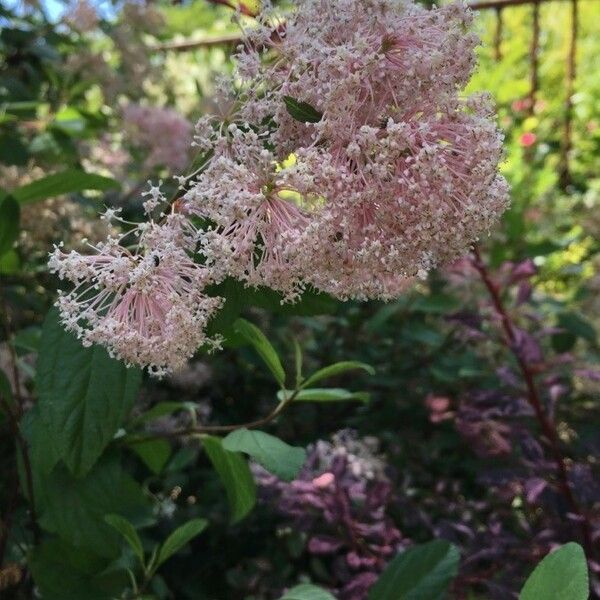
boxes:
[283,96,323,123]
[36,309,142,476]
[201,435,257,523]
[368,541,460,600]
[223,428,306,482]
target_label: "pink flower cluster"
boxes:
[51,0,508,374]
[185,0,509,300]
[122,104,194,172]
[49,200,222,377]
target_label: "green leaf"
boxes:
[12,169,120,204]
[557,312,596,343]
[520,543,588,600]
[0,194,20,256]
[201,435,256,523]
[405,322,445,347]
[283,96,323,123]
[302,361,374,389]
[12,325,42,353]
[134,401,196,424]
[205,279,336,338]
[36,309,142,476]
[34,457,151,558]
[280,583,336,600]
[128,439,172,474]
[0,249,20,274]
[223,429,306,482]
[279,388,370,403]
[233,318,286,386]
[155,518,208,569]
[412,294,460,314]
[293,338,303,387]
[19,405,60,478]
[104,514,144,565]
[368,540,460,600]
[30,537,129,600]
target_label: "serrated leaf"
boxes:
[155,518,208,568]
[34,457,151,558]
[283,96,323,123]
[233,318,285,386]
[104,514,144,565]
[12,169,120,204]
[520,543,588,600]
[0,194,20,256]
[201,435,256,523]
[30,537,129,600]
[368,540,460,600]
[36,308,142,476]
[278,388,370,403]
[302,361,374,389]
[19,405,60,478]
[280,583,336,600]
[223,429,306,482]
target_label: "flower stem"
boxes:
[470,245,594,559]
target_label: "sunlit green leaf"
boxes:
[234,318,286,386]
[280,583,336,600]
[12,169,120,204]
[278,388,370,403]
[520,543,588,600]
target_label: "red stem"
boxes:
[470,246,594,559]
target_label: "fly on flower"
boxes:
[49,206,222,377]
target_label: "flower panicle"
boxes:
[51,0,509,374]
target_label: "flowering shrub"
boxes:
[50,0,508,376]
[0,0,598,599]
[254,431,405,599]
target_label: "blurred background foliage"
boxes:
[0,0,599,598]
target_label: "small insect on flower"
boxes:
[49,216,222,376]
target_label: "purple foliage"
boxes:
[432,258,600,597]
[255,431,406,599]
